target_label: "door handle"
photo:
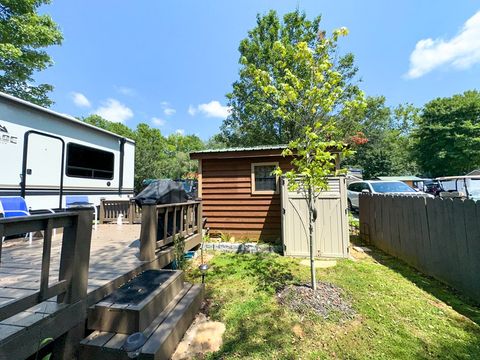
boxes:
[26,169,32,175]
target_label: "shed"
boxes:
[190,145,291,241]
[190,145,345,245]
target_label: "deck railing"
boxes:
[99,199,142,224]
[0,209,93,321]
[139,201,202,261]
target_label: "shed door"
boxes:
[23,132,64,208]
[281,177,349,258]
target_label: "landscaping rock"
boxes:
[171,313,225,360]
[202,242,282,254]
[277,282,355,320]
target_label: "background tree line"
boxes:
[2,3,480,183]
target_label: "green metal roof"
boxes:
[376,176,424,181]
[191,144,287,155]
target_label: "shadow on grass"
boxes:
[205,296,295,360]
[353,237,480,327]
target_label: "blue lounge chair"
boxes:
[66,195,98,230]
[0,196,33,244]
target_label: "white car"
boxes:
[347,180,433,211]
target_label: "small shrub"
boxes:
[220,232,233,242]
[173,234,186,270]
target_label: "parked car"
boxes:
[347,180,433,211]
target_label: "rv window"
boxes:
[251,162,279,194]
[66,143,114,180]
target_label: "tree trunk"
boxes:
[308,185,317,290]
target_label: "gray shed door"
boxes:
[281,177,349,258]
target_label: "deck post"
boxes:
[53,208,93,359]
[128,199,136,224]
[196,202,202,233]
[58,208,93,303]
[140,203,157,261]
[99,199,106,224]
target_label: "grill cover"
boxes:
[134,179,189,207]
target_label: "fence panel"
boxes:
[360,194,479,302]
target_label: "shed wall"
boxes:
[200,156,292,241]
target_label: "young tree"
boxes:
[266,26,366,290]
[413,90,480,177]
[220,10,362,147]
[0,0,63,106]
[276,124,353,290]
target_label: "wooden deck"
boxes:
[0,221,202,359]
[0,224,144,306]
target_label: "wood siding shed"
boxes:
[191,146,292,242]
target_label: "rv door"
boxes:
[22,131,64,208]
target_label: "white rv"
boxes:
[0,91,135,210]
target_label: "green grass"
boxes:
[186,247,480,359]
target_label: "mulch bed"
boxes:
[277,282,356,320]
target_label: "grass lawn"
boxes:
[186,245,480,359]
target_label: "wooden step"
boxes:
[87,269,184,334]
[80,283,204,360]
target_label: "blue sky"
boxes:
[37,1,480,140]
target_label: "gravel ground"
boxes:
[277,282,356,320]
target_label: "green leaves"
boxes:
[220,9,363,146]
[0,0,62,107]
[413,90,480,177]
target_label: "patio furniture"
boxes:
[0,196,58,244]
[66,195,98,230]
[0,196,33,244]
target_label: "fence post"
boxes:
[140,203,157,261]
[53,208,93,359]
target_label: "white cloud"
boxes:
[115,86,136,96]
[160,101,176,116]
[189,100,231,118]
[95,99,133,123]
[406,11,480,78]
[151,117,166,126]
[71,92,91,108]
[188,105,197,116]
[164,108,176,116]
[175,129,185,135]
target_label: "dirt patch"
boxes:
[277,282,356,320]
[171,313,225,360]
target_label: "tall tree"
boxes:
[413,90,480,177]
[158,133,205,179]
[220,10,362,147]
[345,97,419,179]
[0,0,62,106]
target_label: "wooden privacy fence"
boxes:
[359,194,480,302]
[0,208,93,359]
[139,201,202,261]
[99,199,142,224]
